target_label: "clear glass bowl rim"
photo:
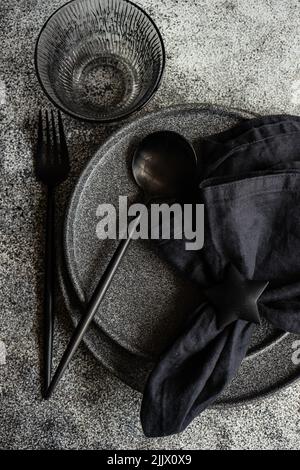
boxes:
[34,0,166,123]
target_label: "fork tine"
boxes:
[37,109,44,158]
[45,110,51,160]
[35,109,45,178]
[57,110,69,171]
[51,109,58,162]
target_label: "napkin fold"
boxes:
[141,114,300,437]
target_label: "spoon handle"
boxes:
[45,214,141,398]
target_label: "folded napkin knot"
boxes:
[204,264,269,328]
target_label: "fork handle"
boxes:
[43,186,55,393]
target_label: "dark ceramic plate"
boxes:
[61,104,300,403]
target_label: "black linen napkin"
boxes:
[141,115,300,437]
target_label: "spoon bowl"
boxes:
[132,131,198,200]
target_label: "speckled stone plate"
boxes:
[61,104,300,402]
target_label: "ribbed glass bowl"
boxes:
[35,0,165,122]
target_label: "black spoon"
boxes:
[45,131,197,398]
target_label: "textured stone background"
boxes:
[1,0,300,450]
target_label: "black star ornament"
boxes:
[204,264,269,329]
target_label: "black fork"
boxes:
[35,109,69,396]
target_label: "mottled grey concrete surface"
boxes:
[1,0,300,450]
